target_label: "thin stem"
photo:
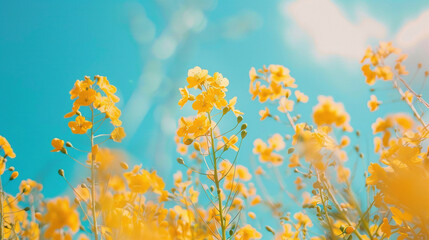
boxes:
[0,172,4,240]
[209,113,227,240]
[90,105,99,240]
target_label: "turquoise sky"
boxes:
[1,0,429,236]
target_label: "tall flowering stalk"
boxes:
[361,42,429,239]
[248,64,372,239]
[52,75,125,240]
[176,67,260,240]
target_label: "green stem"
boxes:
[90,106,99,240]
[0,174,3,240]
[209,113,226,240]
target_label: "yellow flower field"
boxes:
[0,41,428,239]
[2,1,429,239]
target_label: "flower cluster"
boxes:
[175,66,259,240]
[3,40,429,240]
[249,65,307,119]
[65,75,124,139]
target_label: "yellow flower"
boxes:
[255,166,265,175]
[235,224,262,240]
[209,72,229,89]
[367,95,381,112]
[288,154,301,168]
[68,116,93,134]
[75,89,96,106]
[404,90,413,104]
[313,96,352,131]
[123,165,151,194]
[188,114,211,137]
[176,117,193,138]
[192,93,214,114]
[41,197,80,238]
[236,165,252,181]
[64,102,80,118]
[268,133,285,151]
[295,90,309,103]
[9,171,19,180]
[380,218,392,238]
[96,75,119,102]
[227,97,243,117]
[206,87,228,110]
[176,143,188,155]
[249,67,258,83]
[362,64,377,85]
[294,212,313,228]
[0,136,16,158]
[74,184,90,202]
[375,66,393,81]
[19,179,43,194]
[248,212,256,219]
[390,207,412,225]
[361,47,379,65]
[278,97,294,112]
[111,127,126,142]
[222,135,239,151]
[250,195,261,206]
[178,87,194,108]
[269,64,296,87]
[69,78,93,100]
[395,62,408,75]
[279,223,297,239]
[366,163,387,185]
[51,138,65,152]
[259,107,270,120]
[187,66,209,89]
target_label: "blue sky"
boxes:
[1,0,429,224]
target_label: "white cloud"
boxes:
[395,10,429,48]
[394,9,429,59]
[282,0,387,60]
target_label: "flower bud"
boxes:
[66,142,73,147]
[58,169,65,177]
[265,226,275,235]
[23,207,30,212]
[193,142,201,151]
[241,123,247,130]
[9,171,19,181]
[237,115,243,123]
[35,212,42,221]
[8,167,14,171]
[120,161,129,170]
[184,138,193,145]
[288,147,295,154]
[241,130,247,139]
[345,226,354,234]
[60,148,67,154]
[223,107,230,115]
[177,157,184,165]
